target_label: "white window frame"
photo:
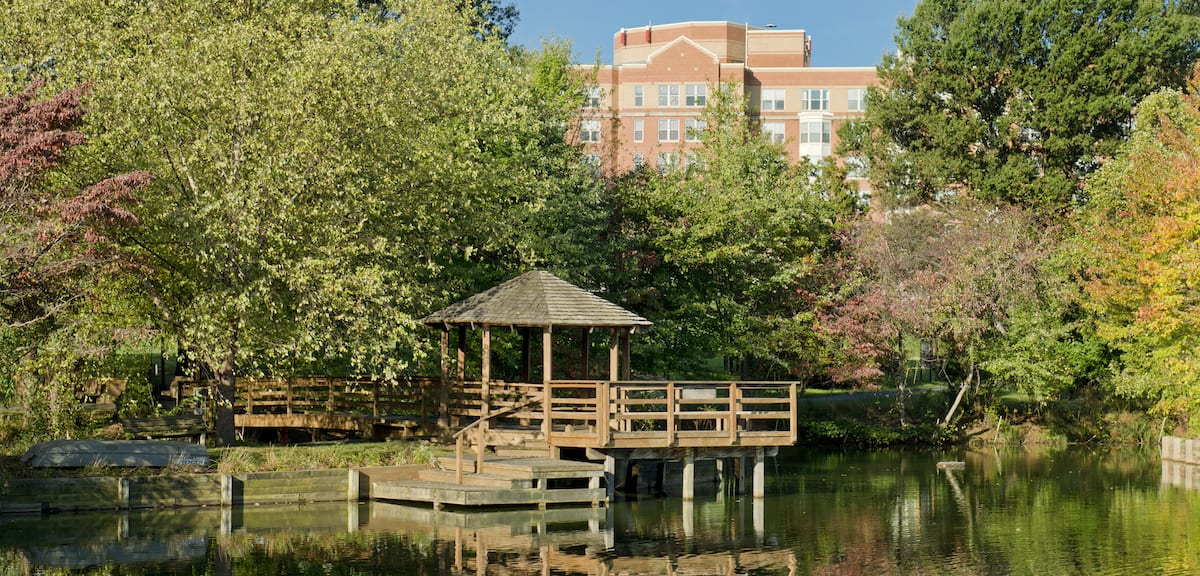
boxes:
[802,88,829,111]
[633,84,644,107]
[580,119,601,143]
[847,88,867,112]
[685,118,705,142]
[799,119,831,144]
[685,84,707,107]
[633,153,645,169]
[761,88,785,111]
[658,84,680,107]
[762,122,786,144]
[658,118,679,142]
[632,119,644,143]
[584,86,602,109]
[657,152,678,173]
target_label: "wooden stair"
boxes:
[373,455,606,510]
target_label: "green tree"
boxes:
[823,201,1104,426]
[0,0,593,444]
[0,80,150,439]
[598,84,859,379]
[850,0,1200,212]
[1075,84,1200,432]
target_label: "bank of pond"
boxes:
[3,444,1199,575]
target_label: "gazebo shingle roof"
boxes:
[422,271,652,329]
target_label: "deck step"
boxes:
[444,456,604,480]
[372,478,606,508]
[417,469,534,489]
[493,445,551,458]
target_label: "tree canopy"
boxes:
[1076,83,1200,430]
[596,84,859,379]
[851,0,1200,212]
[0,0,593,443]
[0,80,150,438]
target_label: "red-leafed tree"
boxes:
[1,79,150,438]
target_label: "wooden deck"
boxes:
[373,455,606,509]
[231,377,798,451]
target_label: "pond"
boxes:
[2,445,1197,575]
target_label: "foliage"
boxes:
[1075,83,1200,432]
[595,83,859,378]
[821,201,1103,419]
[849,0,1200,213]
[0,0,594,443]
[0,79,150,438]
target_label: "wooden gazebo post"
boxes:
[478,325,491,473]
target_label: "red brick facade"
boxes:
[576,21,877,181]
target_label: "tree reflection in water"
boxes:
[3,446,1199,575]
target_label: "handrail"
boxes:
[451,390,544,484]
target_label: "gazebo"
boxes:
[421,271,795,500]
[422,271,651,456]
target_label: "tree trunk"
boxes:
[940,363,973,428]
[215,352,237,446]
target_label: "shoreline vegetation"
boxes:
[0,383,1163,482]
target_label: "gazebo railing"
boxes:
[544,380,798,449]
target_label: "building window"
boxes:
[583,153,601,175]
[633,119,644,143]
[684,152,704,171]
[802,88,829,111]
[580,119,601,143]
[761,88,785,111]
[800,119,831,144]
[845,155,869,179]
[584,86,602,109]
[633,153,645,169]
[685,118,705,142]
[633,85,644,107]
[657,152,678,173]
[762,122,786,144]
[658,84,679,107]
[685,84,707,107]
[658,118,679,142]
[847,88,867,112]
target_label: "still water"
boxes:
[2,446,1198,575]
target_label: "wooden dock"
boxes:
[373,455,606,509]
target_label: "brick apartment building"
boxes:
[577,21,878,180]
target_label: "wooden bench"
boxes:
[120,414,208,445]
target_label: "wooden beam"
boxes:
[682,449,695,501]
[480,326,491,474]
[542,327,553,383]
[753,447,765,499]
[440,329,450,431]
[608,328,619,381]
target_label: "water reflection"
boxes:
[3,446,1200,575]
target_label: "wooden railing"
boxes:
[236,376,442,419]
[233,377,798,456]
[545,380,797,449]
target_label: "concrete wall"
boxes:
[1,469,364,514]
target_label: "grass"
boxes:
[0,439,446,480]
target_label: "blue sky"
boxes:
[508,0,921,68]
